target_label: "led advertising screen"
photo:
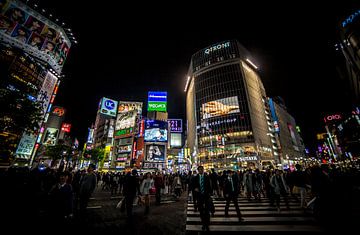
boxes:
[202,96,240,119]
[100,97,118,117]
[43,127,59,146]
[168,119,182,133]
[0,0,71,73]
[147,91,167,112]
[145,144,165,162]
[144,120,168,142]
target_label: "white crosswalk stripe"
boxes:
[186,196,323,233]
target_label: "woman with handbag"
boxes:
[140,172,154,215]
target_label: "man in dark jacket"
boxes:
[193,166,212,231]
[223,170,244,222]
[123,169,141,221]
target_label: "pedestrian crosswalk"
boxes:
[186,196,323,233]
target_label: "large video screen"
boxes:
[202,96,240,119]
[144,120,168,142]
[144,128,168,142]
[145,144,165,162]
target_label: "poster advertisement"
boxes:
[202,96,240,119]
[15,133,37,157]
[145,144,165,162]
[43,128,59,146]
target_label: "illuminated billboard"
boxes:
[0,0,72,73]
[43,127,58,146]
[145,144,165,162]
[168,119,182,133]
[100,97,118,117]
[37,72,58,116]
[202,96,240,119]
[15,133,37,157]
[115,102,142,137]
[87,128,94,143]
[144,120,168,142]
[147,91,167,112]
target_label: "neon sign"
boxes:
[204,42,230,55]
[342,10,360,28]
[324,114,342,123]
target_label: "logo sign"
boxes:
[52,107,65,116]
[61,123,71,133]
[342,9,360,28]
[100,97,118,117]
[204,41,230,55]
[324,114,342,123]
[168,119,183,133]
[147,91,167,112]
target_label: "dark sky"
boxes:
[35,1,357,152]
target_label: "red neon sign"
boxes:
[132,142,137,159]
[61,123,71,133]
[324,114,342,123]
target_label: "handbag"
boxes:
[149,187,156,195]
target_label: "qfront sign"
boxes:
[204,42,230,55]
[100,97,118,117]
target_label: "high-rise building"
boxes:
[337,9,360,104]
[185,40,275,170]
[268,97,306,167]
[0,0,75,166]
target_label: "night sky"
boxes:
[34,1,358,152]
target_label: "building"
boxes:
[93,97,118,170]
[337,9,360,104]
[268,97,306,168]
[0,0,74,166]
[185,40,275,171]
[113,101,142,171]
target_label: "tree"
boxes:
[45,143,71,168]
[85,147,105,165]
[0,87,44,164]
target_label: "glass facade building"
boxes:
[186,40,274,171]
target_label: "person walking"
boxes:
[193,166,212,231]
[223,170,244,222]
[123,169,141,221]
[270,169,290,213]
[79,164,97,215]
[140,172,154,215]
